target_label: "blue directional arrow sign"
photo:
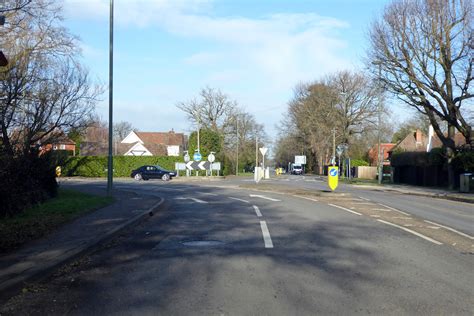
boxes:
[193,152,202,161]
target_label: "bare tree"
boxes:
[113,121,135,141]
[278,73,382,173]
[0,0,102,156]
[0,0,32,13]
[368,0,473,188]
[177,86,237,131]
[328,71,381,144]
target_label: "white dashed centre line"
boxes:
[199,192,218,196]
[190,198,208,204]
[249,194,281,202]
[228,197,250,203]
[253,205,262,217]
[260,221,274,248]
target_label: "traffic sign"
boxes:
[184,153,190,162]
[55,166,61,177]
[328,166,339,191]
[259,147,268,156]
[295,155,306,164]
[193,152,202,161]
[186,161,210,170]
[208,153,215,163]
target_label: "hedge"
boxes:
[1,153,58,217]
[390,148,444,167]
[61,156,183,177]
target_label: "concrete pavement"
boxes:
[0,186,164,303]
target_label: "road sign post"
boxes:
[208,152,215,177]
[259,147,268,179]
[328,166,339,191]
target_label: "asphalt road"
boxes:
[236,175,474,236]
[2,178,473,315]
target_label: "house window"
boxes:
[60,144,66,150]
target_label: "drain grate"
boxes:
[181,240,225,247]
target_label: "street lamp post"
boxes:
[372,61,384,185]
[107,0,114,196]
[236,117,239,176]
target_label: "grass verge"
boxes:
[0,189,114,253]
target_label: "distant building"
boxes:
[121,130,186,156]
[367,143,396,166]
[34,129,76,156]
[388,128,466,158]
[80,130,186,156]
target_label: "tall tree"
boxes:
[177,87,237,131]
[368,0,473,188]
[328,71,381,144]
[0,0,102,156]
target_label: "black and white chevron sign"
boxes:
[186,161,211,170]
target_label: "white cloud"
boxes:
[64,0,354,137]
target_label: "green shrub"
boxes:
[61,156,183,177]
[350,159,369,167]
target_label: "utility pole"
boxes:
[107,0,114,196]
[376,66,383,185]
[197,119,200,153]
[332,128,336,166]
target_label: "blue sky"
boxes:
[62,0,401,140]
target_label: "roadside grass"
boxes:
[0,189,113,253]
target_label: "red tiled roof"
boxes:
[135,131,184,146]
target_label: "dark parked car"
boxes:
[131,165,176,181]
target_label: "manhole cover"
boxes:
[181,240,225,247]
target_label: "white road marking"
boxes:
[377,219,443,245]
[371,208,392,212]
[174,197,208,204]
[253,205,262,217]
[359,196,371,201]
[190,198,208,204]
[199,192,218,196]
[423,220,474,239]
[378,203,411,216]
[292,195,319,202]
[249,194,281,202]
[229,197,250,203]
[353,202,375,205]
[328,204,362,216]
[260,221,274,248]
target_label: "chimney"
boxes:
[415,129,422,143]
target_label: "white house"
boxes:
[121,130,185,156]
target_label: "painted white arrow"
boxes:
[186,161,194,170]
[249,194,281,202]
[198,161,207,170]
